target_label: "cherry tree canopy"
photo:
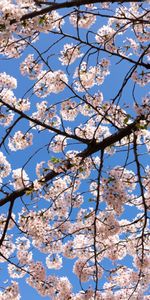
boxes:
[0,0,150,299]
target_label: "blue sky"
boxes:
[0,1,149,299]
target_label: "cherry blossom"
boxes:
[49,135,67,152]
[59,43,83,65]
[12,168,30,190]
[95,25,116,52]
[61,99,79,121]
[34,70,68,97]
[0,72,17,90]
[0,1,149,299]
[20,54,43,80]
[0,213,15,231]
[8,264,26,279]
[0,151,11,181]
[73,60,110,91]
[8,131,33,151]
[69,11,96,28]
[132,70,150,86]
[46,253,62,269]
[17,250,33,265]
[0,281,21,300]
[0,110,14,127]
[30,101,60,130]
[0,235,16,262]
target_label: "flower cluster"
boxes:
[0,151,11,181]
[0,1,26,25]
[134,22,150,43]
[8,264,26,279]
[26,261,72,299]
[0,3,64,57]
[31,11,64,33]
[102,167,137,214]
[0,281,21,300]
[20,54,43,80]
[122,37,139,56]
[59,43,83,65]
[12,168,30,190]
[0,213,15,231]
[8,131,33,151]
[75,120,110,141]
[132,70,150,86]
[134,94,150,117]
[17,249,33,265]
[96,25,116,52]
[80,92,104,116]
[0,88,30,113]
[73,259,103,282]
[73,60,110,92]
[69,11,96,28]
[30,101,60,130]
[14,98,30,111]
[34,70,68,97]
[0,110,14,127]
[0,1,149,299]
[96,102,130,128]
[61,100,79,121]
[49,135,67,153]
[0,72,17,90]
[46,254,62,269]
[0,234,15,262]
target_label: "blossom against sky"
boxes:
[0,1,150,299]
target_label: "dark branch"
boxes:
[0,115,144,207]
[10,0,146,24]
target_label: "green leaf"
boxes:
[43,168,50,171]
[108,176,115,183]
[136,124,147,130]
[0,24,6,31]
[124,114,132,124]
[84,212,94,219]
[50,157,61,164]
[25,188,33,195]
[39,17,45,25]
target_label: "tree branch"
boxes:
[10,0,146,24]
[0,115,144,207]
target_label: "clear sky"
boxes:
[0,1,149,299]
